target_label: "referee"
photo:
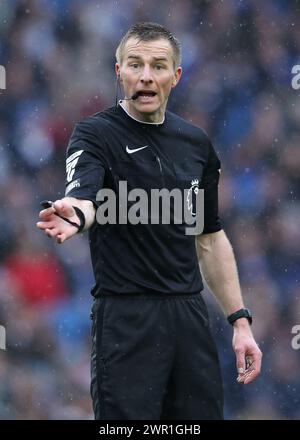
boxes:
[37,22,262,420]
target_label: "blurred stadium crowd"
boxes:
[0,0,299,419]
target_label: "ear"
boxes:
[171,66,182,88]
[115,63,121,81]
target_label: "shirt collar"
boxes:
[118,100,165,125]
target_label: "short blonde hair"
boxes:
[116,22,182,70]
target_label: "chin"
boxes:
[135,103,159,114]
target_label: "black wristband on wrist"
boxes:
[72,206,85,233]
[227,308,252,326]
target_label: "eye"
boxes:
[155,65,164,70]
[130,63,139,69]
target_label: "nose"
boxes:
[140,65,153,84]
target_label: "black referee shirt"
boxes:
[65,104,222,296]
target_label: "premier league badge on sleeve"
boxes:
[187,179,199,217]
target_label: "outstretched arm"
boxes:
[37,197,96,244]
[197,229,262,384]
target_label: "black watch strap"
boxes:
[72,206,85,233]
[227,308,252,325]
[40,200,85,233]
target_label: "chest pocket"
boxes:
[112,157,162,192]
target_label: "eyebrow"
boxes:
[153,57,169,62]
[127,55,169,62]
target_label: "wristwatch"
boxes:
[227,308,252,326]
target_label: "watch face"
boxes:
[227,308,252,325]
[245,309,252,318]
[243,309,252,324]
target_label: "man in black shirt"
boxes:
[37,22,262,420]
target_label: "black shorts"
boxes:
[90,293,223,420]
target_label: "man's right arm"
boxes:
[36,118,106,243]
[37,197,96,244]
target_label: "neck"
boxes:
[122,100,165,124]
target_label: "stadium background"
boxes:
[0,0,299,419]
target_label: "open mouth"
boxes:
[136,91,157,98]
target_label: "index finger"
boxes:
[39,206,56,219]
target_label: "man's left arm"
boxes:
[197,229,262,384]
